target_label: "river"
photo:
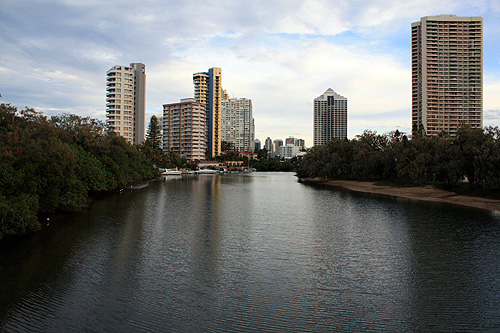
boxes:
[1,172,500,331]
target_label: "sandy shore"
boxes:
[301,178,500,212]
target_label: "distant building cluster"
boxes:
[106,15,484,157]
[257,136,306,160]
[185,67,255,159]
[105,65,255,161]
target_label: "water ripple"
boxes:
[1,173,500,331]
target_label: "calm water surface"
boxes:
[1,172,500,331]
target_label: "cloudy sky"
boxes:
[1,0,500,146]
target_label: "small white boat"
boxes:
[195,169,218,174]
[162,168,182,176]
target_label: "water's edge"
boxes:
[300,177,500,211]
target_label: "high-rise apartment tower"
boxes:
[254,139,261,153]
[106,63,146,144]
[264,137,273,156]
[273,139,283,157]
[412,15,483,136]
[221,96,255,152]
[313,88,347,146]
[163,98,206,161]
[193,67,222,157]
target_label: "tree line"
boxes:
[141,115,196,169]
[297,127,500,192]
[0,104,159,240]
[217,143,298,172]
[249,156,298,171]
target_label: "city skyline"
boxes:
[1,1,500,146]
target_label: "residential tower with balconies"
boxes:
[163,98,206,161]
[105,63,146,144]
[411,15,483,136]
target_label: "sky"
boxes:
[1,0,500,146]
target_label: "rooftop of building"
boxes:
[315,88,347,101]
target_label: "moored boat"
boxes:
[195,169,218,174]
[162,168,182,175]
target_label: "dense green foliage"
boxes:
[297,127,500,191]
[0,104,155,239]
[221,140,235,152]
[214,148,298,172]
[249,157,297,172]
[145,115,162,150]
[140,115,196,169]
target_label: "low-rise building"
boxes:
[280,145,302,159]
[197,161,221,169]
[224,161,244,167]
[280,137,305,159]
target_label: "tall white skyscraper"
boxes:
[221,97,255,152]
[105,63,146,144]
[313,88,347,146]
[412,15,483,136]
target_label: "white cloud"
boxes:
[484,78,500,110]
[484,78,500,128]
[1,0,499,147]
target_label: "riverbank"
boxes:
[40,178,156,229]
[300,178,500,212]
